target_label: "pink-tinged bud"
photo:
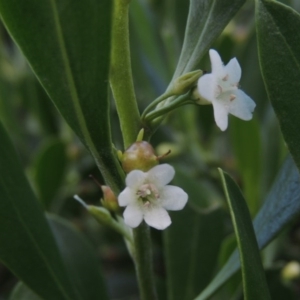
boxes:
[101,185,119,212]
[121,141,158,173]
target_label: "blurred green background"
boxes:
[0,0,300,299]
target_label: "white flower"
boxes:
[118,164,188,230]
[197,49,256,131]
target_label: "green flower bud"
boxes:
[171,70,203,95]
[121,141,158,173]
[74,195,133,243]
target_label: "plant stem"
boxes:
[145,93,194,122]
[110,2,157,299]
[133,222,158,300]
[141,91,174,120]
[110,0,140,149]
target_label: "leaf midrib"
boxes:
[49,0,104,167]
[184,0,216,74]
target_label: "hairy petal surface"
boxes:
[118,187,136,207]
[160,186,188,210]
[225,58,241,83]
[147,164,175,187]
[144,206,171,230]
[123,204,143,228]
[210,49,226,77]
[229,90,256,120]
[126,170,147,189]
[213,101,229,131]
[198,74,215,102]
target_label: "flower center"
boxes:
[215,74,238,101]
[136,183,160,206]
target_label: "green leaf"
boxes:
[164,206,225,300]
[0,0,123,192]
[0,121,79,300]
[130,1,170,83]
[173,0,246,78]
[47,214,109,300]
[261,111,286,194]
[23,75,59,136]
[10,282,42,300]
[34,139,67,209]
[195,156,300,300]
[230,117,262,216]
[10,215,109,300]
[218,169,271,300]
[256,0,300,172]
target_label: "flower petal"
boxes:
[228,90,256,121]
[209,49,226,78]
[160,185,188,210]
[126,170,147,189]
[144,206,171,230]
[212,101,229,131]
[118,187,136,207]
[225,57,241,83]
[123,204,143,228]
[197,74,215,103]
[147,164,175,187]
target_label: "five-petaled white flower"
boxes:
[197,49,256,131]
[118,164,188,230]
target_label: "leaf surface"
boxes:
[195,156,300,299]
[34,139,67,209]
[256,0,300,172]
[48,215,109,300]
[173,0,246,79]
[10,215,109,300]
[164,205,224,300]
[219,169,271,300]
[230,118,262,215]
[0,121,79,300]
[0,0,123,192]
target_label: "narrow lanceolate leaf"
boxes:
[256,0,300,172]
[34,139,67,209]
[230,118,262,216]
[218,169,271,300]
[10,282,42,300]
[173,0,246,79]
[48,215,109,300]
[164,206,224,300]
[0,121,79,300]
[195,156,300,300]
[10,215,109,300]
[0,0,123,193]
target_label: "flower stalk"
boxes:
[141,91,174,120]
[133,222,158,300]
[144,92,194,123]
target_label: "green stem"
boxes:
[133,222,158,300]
[110,0,140,149]
[141,91,174,119]
[145,93,194,122]
[110,2,157,299]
